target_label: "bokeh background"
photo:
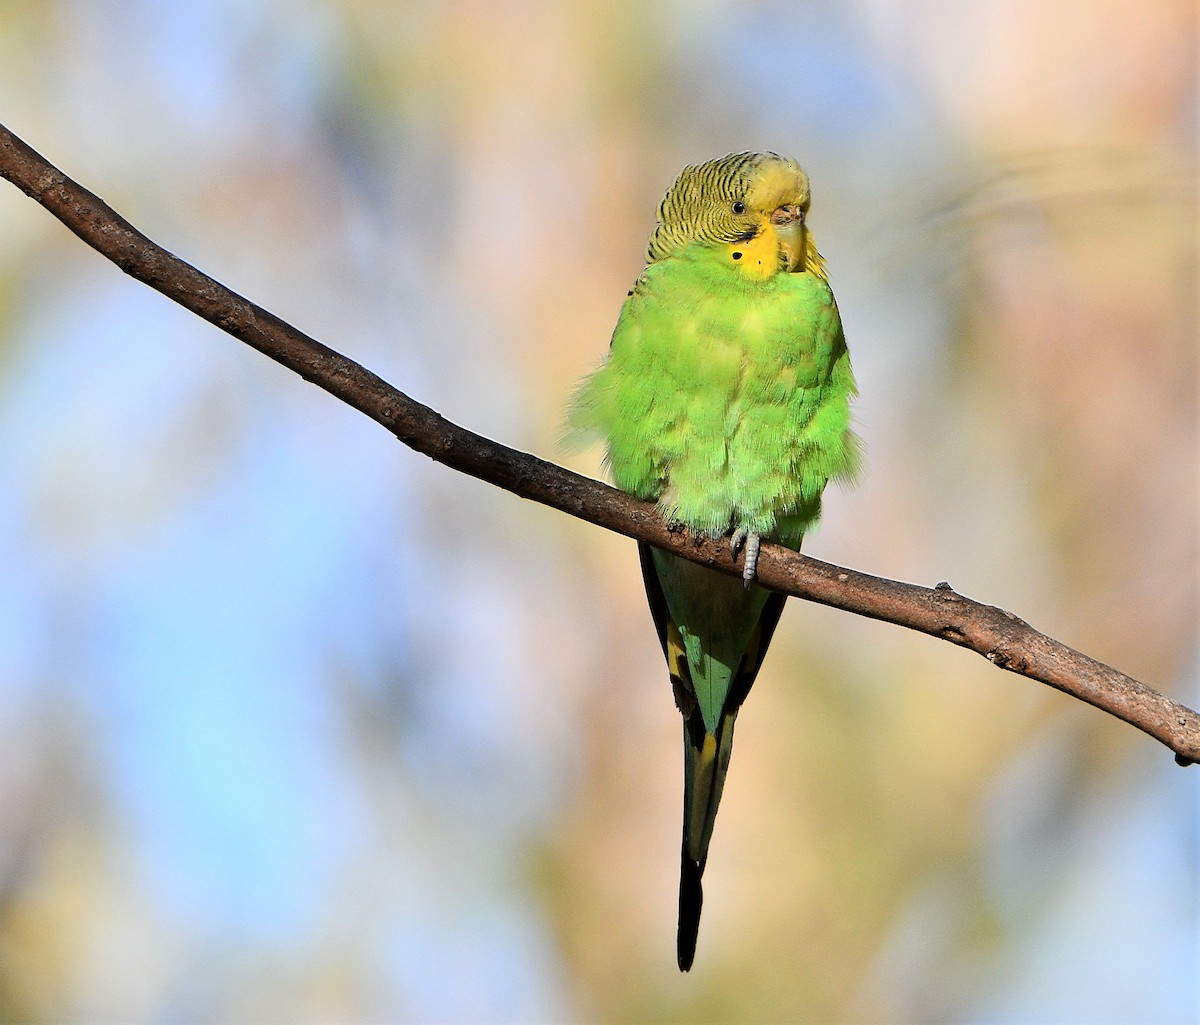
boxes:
[0,1,1196,1022]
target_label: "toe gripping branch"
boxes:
[730,528,761,588]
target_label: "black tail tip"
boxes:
[677,849,703,972]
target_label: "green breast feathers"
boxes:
[569,246,859,547]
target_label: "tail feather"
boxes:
[677,709,736,971]
[638,541,788,971]
[677,841,704,971]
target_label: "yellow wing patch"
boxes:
[666,619,696,718]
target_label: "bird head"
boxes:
[645,152,820,281]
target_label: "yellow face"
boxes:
[724,157,811,280]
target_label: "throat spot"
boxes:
[727,222,781,279]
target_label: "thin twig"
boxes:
[1,121,1195,765]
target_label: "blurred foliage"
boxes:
[0,1,1195,1022]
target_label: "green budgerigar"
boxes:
[568,152,860,971]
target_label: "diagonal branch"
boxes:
[1,121,1195,765]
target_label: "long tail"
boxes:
[678,706,738,971]
[638,542,787,971]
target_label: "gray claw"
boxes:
[741,533,760,588]
[730,528,761,588]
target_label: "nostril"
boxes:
[771,204,801,225]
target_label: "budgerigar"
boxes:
[568,152,859,971]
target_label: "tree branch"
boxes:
[1,121,1195,766]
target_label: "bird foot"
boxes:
[729,528,761,589]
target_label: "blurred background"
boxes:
[0,1,1195,1021]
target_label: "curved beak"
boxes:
[771,205,806,272]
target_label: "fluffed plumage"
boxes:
[568,152,859,970]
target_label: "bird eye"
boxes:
[731,201,746,215]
